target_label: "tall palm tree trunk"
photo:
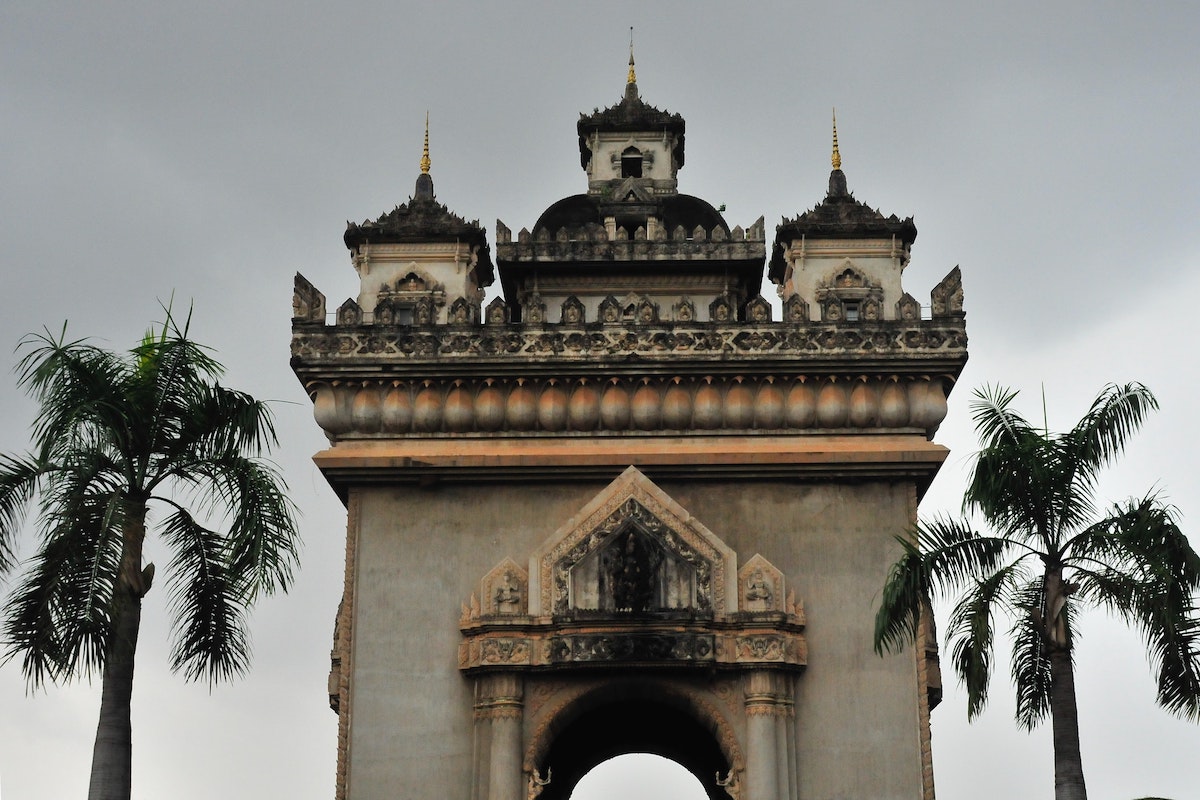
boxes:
[1049,645,1087,800]
[87,593,141,800]
[88,503,148,800]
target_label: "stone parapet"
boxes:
[291,320,966,374]
[496,232,765,263]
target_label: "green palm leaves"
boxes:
[0,317,299,688]
[875,383,1200,728]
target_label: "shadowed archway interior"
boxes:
[536,695,730,800]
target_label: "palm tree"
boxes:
[0,314,298,800]
[875,383,1200,800]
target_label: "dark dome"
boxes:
[661,195,729,235]
[532,193,730,238]
[533,194,601,234]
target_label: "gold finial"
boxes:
[420,112,431,174]
[831,108,841,171]
[627,27,636,84]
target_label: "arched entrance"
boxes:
[535,694,730,800]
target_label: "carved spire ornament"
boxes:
[420,111,431,175]
[627,27,636,85]
[831,108,841,171]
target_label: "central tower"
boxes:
[291,57,967,800]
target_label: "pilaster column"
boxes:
[477,674,525,800]
[744,670,791,800]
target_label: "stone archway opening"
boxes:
[570,753,707,800]
[535,695,730,800]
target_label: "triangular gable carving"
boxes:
[528,466,736,616]
[480,557,528,617]
[738,554,785,613]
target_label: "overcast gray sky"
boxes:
[2,2,1199,799]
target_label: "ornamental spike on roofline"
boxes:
[420,112,431,175]
[831,108,841,171]
[628,27,636,85]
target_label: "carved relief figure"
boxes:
[528,768,552,800]
[494,570,522,614]
[745,568,772,611]
[603,530,662,612]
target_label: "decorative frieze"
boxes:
[458,627,806,672]
[305,374,950,439]
[291,319,965,365]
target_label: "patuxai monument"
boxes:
[290,51,967,800]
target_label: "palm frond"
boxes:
[1052,383,1159,539]
[1070,498,1200,720]
[875,517,1021,655]
[965,386,1064,547]
[918,515,1021,595]
[1009,579,1054,729]
[0,452,48,572]
[2,487,123,687]
[159,506,252,685]
[874,536,925,655]
[946,562,1024,719]
[1066,383,1158,481]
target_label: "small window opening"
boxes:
[844,301,860,322]
[396,305,415,326]
[621,147,643,178]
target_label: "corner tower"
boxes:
[292,63,967,800]
[338,117,494,326]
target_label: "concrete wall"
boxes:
[345,476,923,800]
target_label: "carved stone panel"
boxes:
[528,467,737,617]
[738,554,785,613]
[481,558,529,617]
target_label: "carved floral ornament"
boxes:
[459,467,806,674]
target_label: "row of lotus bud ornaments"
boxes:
[310,376,949,437]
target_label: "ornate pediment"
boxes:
[528,466,736,617]
[459,467,806,674]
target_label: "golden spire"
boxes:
[627,27,636,84]
[831,108,841,171]
[420,112,431,174]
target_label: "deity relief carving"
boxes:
[673,297,695,322]
[738,555,785,613]
[523,292,546,324]
[599,295,622,324]
[449,297,475,325]
[784,294,809,323]
[560,296,585,325]
[833,264,867,288]
[896,293,921,321]
[486,297,510,325]
[530,467,737,617]
[337,299,363,326]
[480,558,528,617]
[709,295,735,323]
[745,296,772,323]
[634,296,659,324]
